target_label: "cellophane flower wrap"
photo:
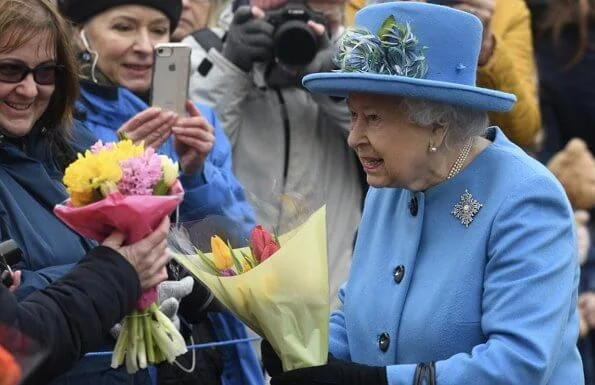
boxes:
[53,140,187,373]
[0,324,47,385]
[169,207,329,371]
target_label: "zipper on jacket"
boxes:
[274,88,291,184]
[274,88,291,231]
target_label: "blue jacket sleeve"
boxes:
[328,284,352,361]
[15,264,77,301]
[177,107,256,243]
[385,174,580,385]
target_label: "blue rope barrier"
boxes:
[85,336,261,357]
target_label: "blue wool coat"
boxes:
[330,128,584,384]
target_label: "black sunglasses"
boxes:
[0,60,62,86]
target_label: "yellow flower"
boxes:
[211,236,233,271]
[63,151,123,205]
[159,155,179,187]
[112,140,144,160]
[61,139,146,206]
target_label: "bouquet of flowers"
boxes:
[169,207,329,371]
[53,139,187,373]
[0,324,47,385]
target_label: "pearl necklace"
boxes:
[447,137,474,180]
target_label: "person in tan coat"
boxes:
[345,0,542,149]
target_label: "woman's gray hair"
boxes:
[400,98,490,147]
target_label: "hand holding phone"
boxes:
[173,101,216,175]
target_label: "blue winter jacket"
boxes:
[73,80,263,385]
[77,80,256,233]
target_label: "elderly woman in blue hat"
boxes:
[261,2,584,385]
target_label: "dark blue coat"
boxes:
[536,27,595,385]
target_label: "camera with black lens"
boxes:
[1,240,23,287]
[265,1,328,67]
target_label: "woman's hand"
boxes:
[102,216,171,290]
[117,107,178,150]
[452,0,496,66]
[173,101,216,176]
[579,292,595,330]
[6,270,21,293]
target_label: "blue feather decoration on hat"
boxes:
[334,15,428,78]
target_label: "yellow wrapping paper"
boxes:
[172,207,329,371]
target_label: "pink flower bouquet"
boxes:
[53,140,187,373]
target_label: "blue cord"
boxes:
[84,336,261,357]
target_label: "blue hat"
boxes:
[302,2,516,112]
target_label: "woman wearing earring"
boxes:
[261,2,583,385]
[0,0,172,384]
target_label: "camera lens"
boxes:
[274,20,318,67]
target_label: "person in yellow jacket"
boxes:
[344,0,541,149]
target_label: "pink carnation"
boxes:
[90,140,115,154]
[118,148,164,196]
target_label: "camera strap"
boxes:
[191,28,227,77]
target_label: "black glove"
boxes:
[299,29,336,78]
[270,358,388,385]
[261,339,284,377]
[223,6,275,71]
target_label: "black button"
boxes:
[409,197,418,216]
[393,265,405,284]
[378,332,390,352]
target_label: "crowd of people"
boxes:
[1,0,595,384]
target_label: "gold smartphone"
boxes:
[150,43,192,116]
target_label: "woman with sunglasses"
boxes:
[0,0,174,383]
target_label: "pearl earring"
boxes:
[428,144,437,153]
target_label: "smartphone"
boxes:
[150,43,192,116]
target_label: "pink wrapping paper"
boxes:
[54,181,184,310]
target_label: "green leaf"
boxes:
[240,250,257,268]
[228,240,244,274]
[152,180,169,196]
[117,131,129,141]
[377,15,397,39]
[194,248,220,275]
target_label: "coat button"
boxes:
[409,197,418,216]
[378,332,390,352]
[393,265,405,284]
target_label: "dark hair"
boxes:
[0,0,80,168]
[541,0,595,69]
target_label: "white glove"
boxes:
[110,276,195,338]
[157,276,195,330]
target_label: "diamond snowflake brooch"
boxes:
[451,190,482,227]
